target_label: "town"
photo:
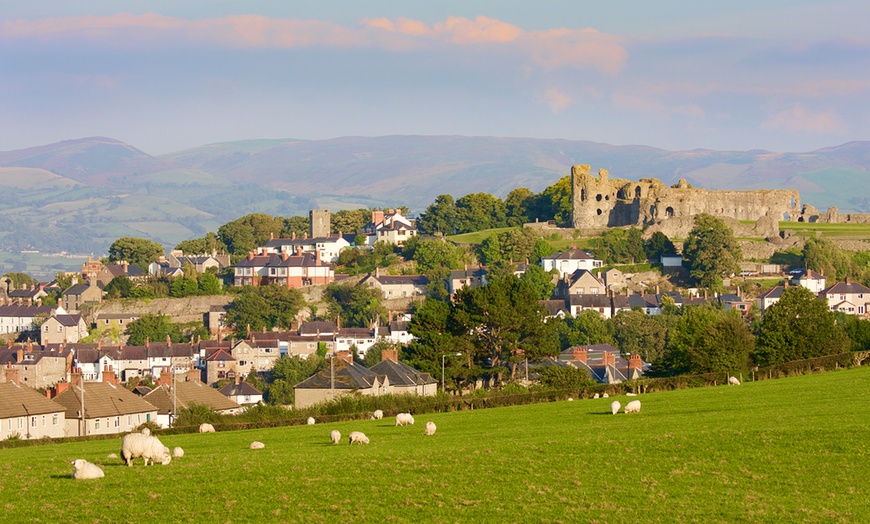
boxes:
[2,165,869,441]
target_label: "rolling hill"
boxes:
[1,135,869,265]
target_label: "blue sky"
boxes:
[2,1,868,154]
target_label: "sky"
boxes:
[2,1,869,155]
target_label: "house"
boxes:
[0,343,72,389]
[62,279,103,312]
[628,292,682,315]
[260,233,352,263]
[7,283,48,306]
[554,269,605,298]
[0,382,66,440]
[602,268,626,292]
[94,313,140,333]
[293,353,389,409]
[719,293,753,316]
[229,337,281,375]
[540,247,603,277]
[203,348,237,385]
[218,377,264,408]
[40,308,89,345]
[334,326,390,359]
[359,270,430,299]
[144,369,242,428]
[362,209,417,247]
[569,294,615,319]
[388,317,415,346]
[367,348,437,396]
[448,267,488,295]
[149,250,230,276]
[821,277,870,315]
[758,286,785,311]
[233,251,334,288]
[559,345,648,384]
[51,377,159,437]
[95,261,146,287]
[791,269,827,293]
[0,304,55,335]
[540,299,569,319]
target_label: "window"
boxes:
[42,415,46,427]
[95,418,100,430]
[31,416,36,428]
[115,417,120,428]
[57,325,63,333]
[17,418,23,430]
[44,325,49,332]
[52,414,58,426]
[105,319,110,325]
[127,415,132,426]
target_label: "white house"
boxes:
[540,247,603,277]
[0,382,66,440]
[821,277,870,316]
[363,210,417,247]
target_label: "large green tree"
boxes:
[108,237,164,271]
[529,175,573,226]
[592,227,646,264]
[611,309,669,365]
[125,314,183,345]
[266,355,326,405]
[454,192,508,234]
[325,283,387,328]
[217,213,284,257]
[683,214,742,290]
[755,286,850,366]
[416,194,458,236]
[557,310,615,348]
[175,232,227,254]
[521,264,556,300]
[660,305,753,375]
[225,285,304,337]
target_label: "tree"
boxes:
[169,277,199,298]
[454,193,508,234]
[521,264,556,300]
[197,271,223,295]
[611,309,668,365]
[505,188,534,226]
[417,194,458,236]
[325,283,386,328]
[281,216,310,239]
[217,213,284,257]
[3,272,36,288]
[557,310,614,348]
[363,339,397,368]
[755,286,850,366]
[802,237,855,281]
[104,276,133,299]
[108,237,164,271]
[685,313,754,374]
[224,285,304,337]
[175,232,227,254]
[538,366,595,391]
[411,239,466,275]
[644,231,677,262]
[529,176,573,226]
[593,227,646,264]
[683,214,742,290]
[331,209,370,235]
[266,355,326,405]
[125,314,182,346]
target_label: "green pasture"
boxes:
[779,221,870,238]
[3,367,868,523]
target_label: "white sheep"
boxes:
[106,453,118,459]
[250,441,265,450]
[728,376,741,385]
[199,423,215,433]
[602,392,609,398]
[173,447,184,458]
[330,430,341,445]
[395,413,415,426]
[626,392,637,397]
[120,433,172,466]
[140,427,151,436]
[610,400,621,415]
[592,393,600,399]
[424,421,436,436]
[624,400,642,414]
[567,397,574,402]
[371,409,384,420]
[71,459,104,480]
[348,431,369,445]
[307,417,316,425]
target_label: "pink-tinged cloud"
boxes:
[432,16,523,44]
[762,104,844,134]
[537,88,573,113]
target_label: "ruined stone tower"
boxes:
[309,209,331,238]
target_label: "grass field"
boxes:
[3,367,868,523]
[779,221,870,238]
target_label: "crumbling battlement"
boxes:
[571,165,802,229]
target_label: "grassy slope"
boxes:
[3,367,868,523]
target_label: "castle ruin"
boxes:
[571,165,802,229]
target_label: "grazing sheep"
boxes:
[71,459,104,480]
[172,447,184,458]
[610,400,621,415]
[348,431,369,445]
[626,392,637,397]
[424,421,436,436]
[728,376,741,385]
[602,392,609,398]
[567,397,574,402]
[106,453,118,459]
[624,400,642,414]
[395,413,415,426]
[307,417,316,425]
[592,393,600,399]
[330,430,341,445]
[371,410,384,420]
[250,441,265,450]
[140,427,151,436]
[120,433,172,466]
[199,423,215,433]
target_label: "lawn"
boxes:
[779,221,870,238]
[2,367,868,523]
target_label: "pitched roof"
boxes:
[144,381,241,414]
[52,381,158,418]
[368,359,436,387]
[540,299,569,316]
[541,247,596,261]
[0,382,66,418]
[53,314,85,327]
[218,381,263,397]
[823,281,870,295]
[294,361,385,390]
[569,295,611,308]
[0,304,54,317]
[760,286,785,300]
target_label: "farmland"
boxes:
[2,367,868,523]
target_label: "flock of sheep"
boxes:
[323,411,436,446]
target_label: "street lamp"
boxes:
[441,353,462,394]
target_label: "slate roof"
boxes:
[294,361,386,390]
[53,382,158,418]
[541,248,596,261]
[0,382,66,418]
[823,281,870,295]
[569,294,612,308]
[54,314,85,327]
[0,304,54,317]
[298,321,338,336]
[218,382,263,397]
[540,299,569,316]
[368,359,435,387]
[760,286,785,300]
[144,381,240,415]
[370,274,430,286]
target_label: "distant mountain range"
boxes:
[1,135,869,256]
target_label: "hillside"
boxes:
[2,367,868,522]
[1,136,869,266]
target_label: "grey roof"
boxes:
[295,361,385,390]
[368,359,435,387]
[53,382,158,418]
[569,295,612,308]
[541,248,596,261]
[218,382,263,397]
[823,281,870,295]
[54,314,84,327]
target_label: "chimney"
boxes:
[166,334,171,347]
[234,373,240,385]
[291,231,296,240]
[247,252,254,261]
[70,371,83,388]
[54,382,70,397]
[5,367,19,384]
[145,336,150,349]
[845,276,850,284]
[282,252,289,261]
[336,350,353,364]
[602,351,613,367]
[381,348,398,363]
[371,210,385,227]
[102,365,119,386]
[336,315,341,330]
[629,354,642,371]
[16,347,23,363]
[157,367,172,387]
[572,347,587,364]
[315,249,321,265]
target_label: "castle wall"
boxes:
[571,164,801,229]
